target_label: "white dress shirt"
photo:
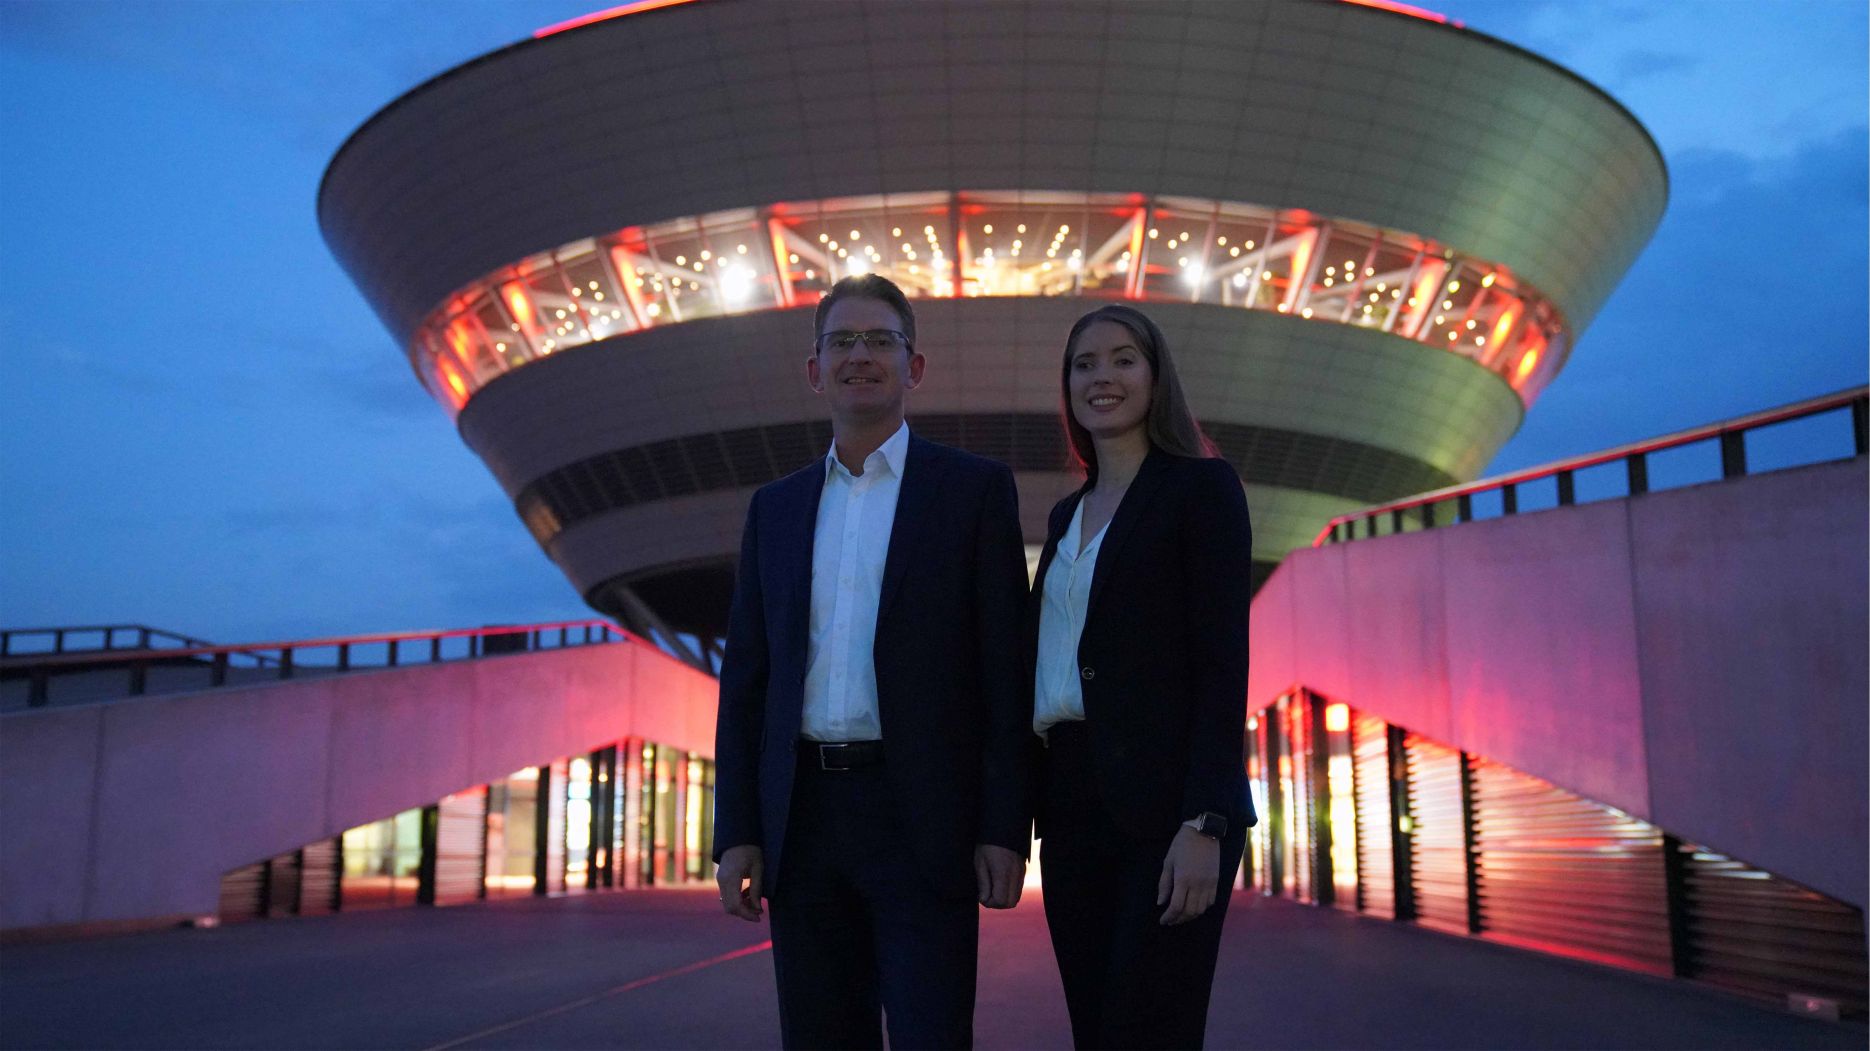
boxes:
[1034,498,1107,737]
[801,422,909,742]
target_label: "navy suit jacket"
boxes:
[712,433,1032,900]
[1026,447,1258,841]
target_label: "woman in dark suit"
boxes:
[1029,304,1255,1050]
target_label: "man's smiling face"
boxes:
[808,296,925,427]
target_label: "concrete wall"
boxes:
[1248,458,1868,906]
[0,640,717,930]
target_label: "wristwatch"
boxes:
[1182,812,1227,839]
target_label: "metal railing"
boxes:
[0,624,228,659]
[1314,386,1868,546]
[1,619,632,710]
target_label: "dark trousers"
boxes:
[768,756,978,1050]
[1039,723,1247,1050]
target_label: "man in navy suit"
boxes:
[712,275,1031,1049]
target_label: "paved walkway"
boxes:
[2,889,1859,1049]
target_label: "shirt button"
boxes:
[1081,666,1095,681]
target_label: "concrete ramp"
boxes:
[1248,457,1867,907]
[1,638,717,930]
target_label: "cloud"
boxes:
[1451,0,1866,163]
[1611,49,1696,84]
[1492,123,1868,472]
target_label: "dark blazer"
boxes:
[1027,447,1257,840]
[713,433,1032,900]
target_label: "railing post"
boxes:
[470,634,480,658]
[1627,452,1649,496]
[129,660,147,696]
[1390,509,1404,534]
[559,627,569,647]
[584,625,594,644]
[1720,430,1747,478]
[28,668,49,707]
[1457,493,1472,523]
[54,629,66,655]
[1501,483,1518,515]
[338,643,350,672]
[211,652,228,687]
[137,627,151,650]
[1422,501,1437,529]
[1853,395,1868,456]
[279,648,295,681]
[430,637,442,663]
[1556,469,1575,507]
[387,639,399,667]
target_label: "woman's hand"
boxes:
[1157,826,1221,925]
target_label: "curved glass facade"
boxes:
[413,191,1569,414]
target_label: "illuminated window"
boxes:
[413,192,1570,415]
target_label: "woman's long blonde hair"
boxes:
[1060,304,1217,481]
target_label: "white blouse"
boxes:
[1033,498,1108,736]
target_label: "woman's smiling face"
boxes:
[1068,320,1154,442]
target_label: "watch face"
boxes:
[1199,813,1227,838]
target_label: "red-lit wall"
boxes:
[1248,457,1868,907]
[0,641,717,930]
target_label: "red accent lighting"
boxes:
[1515,344,1542,383]
[1339,0,1462,28]
[500,281,542,340]
[534,0,702,39]
[437,360,469,409]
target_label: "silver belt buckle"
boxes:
[818,743,843,771]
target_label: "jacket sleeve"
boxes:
[712,491,768,861]
[1177,459,1254,825]
[974,463,1034,854]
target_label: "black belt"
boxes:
[798,739,885,770]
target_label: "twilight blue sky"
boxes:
[1,0,1864,642]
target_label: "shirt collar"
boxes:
[824,421,910,482]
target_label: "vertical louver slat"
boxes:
[298,838,340,915]
[1352,713,1395,919]
[1255,717,1282,895]
[1467,756,1671,974]
[623,739,645,889]
[544,759,568,893]
[217,862,266,924]
[1281,695,1316,903]
[1403,733,1468,935]
[433,787,488,906]
[1681,844,1868,1016]
[265,851,302,918]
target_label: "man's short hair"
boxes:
[813,275,917,349]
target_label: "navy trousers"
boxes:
[1039,723,1248,1050]
[767,756,978,1050]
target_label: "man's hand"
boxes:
[974,844,1025,909]
[1157,827,1220,925]
[716,844,764,921]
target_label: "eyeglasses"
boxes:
[817,329,911,353]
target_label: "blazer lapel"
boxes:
[1025,482,1088,646]
[777,463,827,660]
[1030,483,1088,600]
[877,434,942,622]
[1086,446,1170,619]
